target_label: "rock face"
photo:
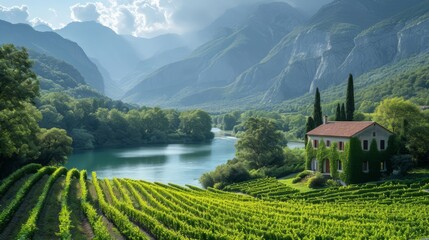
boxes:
[122,0,429,108]
[123,2,306,106]
[0,20,105,92]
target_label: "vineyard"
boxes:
[0,164,429,239]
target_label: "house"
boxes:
[306,116,394,184]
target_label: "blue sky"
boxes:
[0,0,331,37]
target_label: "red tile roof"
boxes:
[307,121,379,138]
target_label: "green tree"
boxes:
[406,124,429,166]
[305,116,315,146]
[0,44,39,110]
[0,45,41,168]
[373,97,423,134]
[222,113,237,131]
[236,118,285,168]
[313,88,323,127]
[335,103,341,121]
[341,103,346,121]
[179,110,214,142]
[346,74,355,121]
[38,128,73,165]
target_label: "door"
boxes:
[325,159,330,173]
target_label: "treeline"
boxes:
[37,93,214,149]
[212,110,306,141]
[0,44,213,177]
[201,117,305,189]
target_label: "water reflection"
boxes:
[66,137,237,186]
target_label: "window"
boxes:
[337,160,342,171]
[363,140,369,150]
[313,140,319,148]
[381,161,387,172]
[362,161,369,173]
[373,132,376,137]
[326,140,331,147]
[339,141,344,151]
[311,159,318,171]
[380,140,385,150]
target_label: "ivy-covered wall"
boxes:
[306,136,395,184]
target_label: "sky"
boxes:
[0,0,332,37]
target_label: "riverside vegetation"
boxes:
[0,164,428,239]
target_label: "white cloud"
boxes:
[29,17,52,28]
[0,5,29,24]
[70,3,100,22]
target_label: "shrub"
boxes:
[307,172,326,189]
[292,177,302,184]
[326,179,341,187]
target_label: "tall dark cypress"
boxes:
[346,74,355,121]
[341,103,346,121]
[335,103,341,121]
[305,116,315,146]
[313,88,323,127]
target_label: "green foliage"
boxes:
[200,161,251,189]
[346,74,355,121]
[236,117,285,168]
[307,172,325,188]
[0,44,38,110]
[341,103,346,121]
[38,128,73,165]
[179,109,214,142]
[0,167,54,232]
[313,88,323,127]
[57,169,79,240]
[373,97,423,134]
[17,167,67,240]
[0,163,41,197]
[2,166,429,239]
[79,170,112,240]
[335,103,341,121]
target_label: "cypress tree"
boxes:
[305,116,315,146]
[335,103,341,121]
[341,103,346,121]
[313,88,323,127]
[346,74,355,121]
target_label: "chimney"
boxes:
[323,115,328,125]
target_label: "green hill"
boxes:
[0,165,428,239]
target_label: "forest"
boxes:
[0,44,213,176]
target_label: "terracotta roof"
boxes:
[307,121,379,138]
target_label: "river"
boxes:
[66,131,304,186]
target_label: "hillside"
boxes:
[120,0,429,110]
[274,52,429,115]
[123,2,306,106]
[56,21,141,82]
[0,20,105,93]
[0,165,428,239]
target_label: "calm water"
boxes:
[66,136,238,186]
[66,133,305,186]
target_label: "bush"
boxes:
[307,172,326,189]
[199,161,251,189]
[292,177,302,184]
[326,179,341,187]
[298,170,312,179]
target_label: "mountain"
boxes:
[0,20,104,92]
[123,34,186,60]
[123,2,306,106]
[33,24,53,32]
[29,50,85,91]
[234,0,429,104]
[120,47,192,92]
[56,21,140,82]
